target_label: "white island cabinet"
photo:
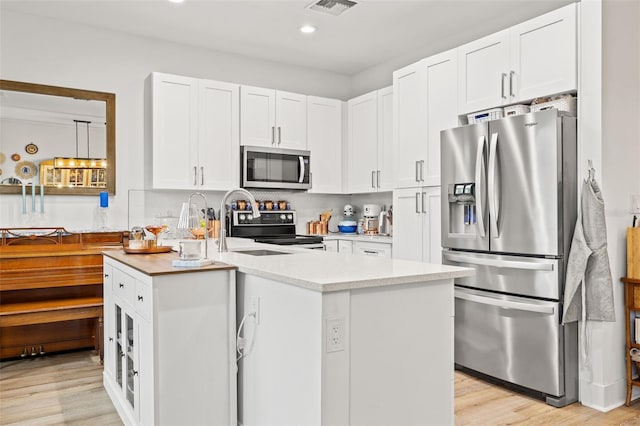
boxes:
[220,243,473,426]
[102,251,237,426]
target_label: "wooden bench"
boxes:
[0,228,126,360]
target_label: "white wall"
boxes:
[597,0,640,410]
[0,9,352,231]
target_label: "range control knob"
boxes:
[239,214,246,221]
[287,214,293,220]
[247,214,253,220]
[280,214,286,220]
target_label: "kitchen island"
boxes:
[219,238,472,426]
[104,238,472,426]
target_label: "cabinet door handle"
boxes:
[363,250,379,255]
[501,73,507,99]
[509,71,515,98]
[193,166,198,186]
[415,161,420,182]
[422,191,427,213]
[415,192,421,214]
[278,126,282,145]
[377,170,381,188]
[371,171,376,189]
[271,126,276,145]
[137,295,143,302]
[420,160,425,181]
[200,166,204,186]
[104,273,109,278]
[119,283,124,288]
[109,337,114,342]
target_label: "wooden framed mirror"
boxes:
[0,79,116,195]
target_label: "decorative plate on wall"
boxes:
[15,161,37,180]
[25,143,39,155]
[11,153,21,162]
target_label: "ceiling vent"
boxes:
[306,0,357,16]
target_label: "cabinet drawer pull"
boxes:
[363,250,378,254]
[104,273,109,278]
[137,295,143,302]
[119,283,124,288]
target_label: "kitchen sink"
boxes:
[233,249,293,256]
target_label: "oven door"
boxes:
[242,145,311,190]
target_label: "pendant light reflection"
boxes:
[54,120,107,169]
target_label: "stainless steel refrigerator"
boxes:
[441,109,578,407]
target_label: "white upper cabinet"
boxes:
[458,3,576,114]
[307,96,343,194]
[346,87,393,194]
[394,49,457,189]
[240,85,307,149]
[146,72,239,190]
[510,4,577,102]
[347,90,378,193]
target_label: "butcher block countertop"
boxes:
[102,250,236,276]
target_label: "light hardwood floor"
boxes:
[1,350,639,425]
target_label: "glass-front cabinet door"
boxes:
[115,303,124,390]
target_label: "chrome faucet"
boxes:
[218,188,260,252]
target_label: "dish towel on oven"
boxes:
[562,177,615,364]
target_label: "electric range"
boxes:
[228,210,324,249]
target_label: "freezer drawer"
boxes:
[454,287,564,397]
[443,250,562,300]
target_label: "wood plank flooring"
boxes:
[1,350,639,425]
[0,350,121,425]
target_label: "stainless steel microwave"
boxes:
[241,145,311,190]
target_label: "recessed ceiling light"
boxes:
[299,25,317,34]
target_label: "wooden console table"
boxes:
[0,228,126,360]
[622,276,640,406]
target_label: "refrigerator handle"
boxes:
[455,288,555,315]
[488,132,500,238]
[443,252,554,271]
[474,136,486,238]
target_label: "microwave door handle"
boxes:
[475,135,486,238]
[298,156,305,183]
[488,132,499,238]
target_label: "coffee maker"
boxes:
[362,204,381,235]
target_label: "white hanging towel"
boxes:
[562,177,615,324]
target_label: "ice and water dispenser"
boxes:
[447,182,477,233]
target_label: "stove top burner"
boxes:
[253,235,323,246]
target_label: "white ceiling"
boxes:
[1,0,574,76]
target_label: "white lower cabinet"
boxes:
[103,257,236,426]
[323,239,338,252]
[393,187,441,263]
[338,239,353,254]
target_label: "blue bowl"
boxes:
[338,225,357,233]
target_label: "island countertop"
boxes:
[215,238,472,292]
[102,249,236,276]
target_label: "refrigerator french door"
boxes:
[441,109,578,407]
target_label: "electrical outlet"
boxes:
[326,318,345,352]
[251,297,260,325]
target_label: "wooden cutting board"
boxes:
[628,227,640,279]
